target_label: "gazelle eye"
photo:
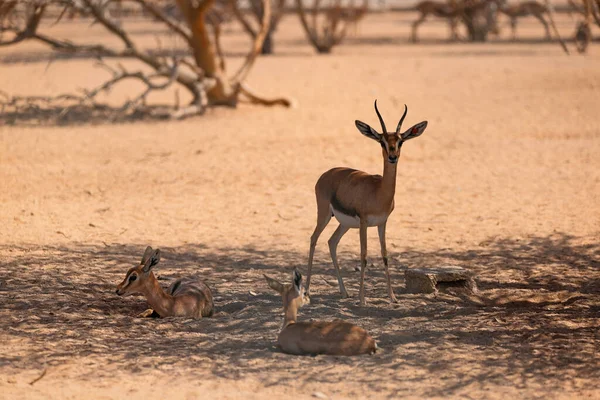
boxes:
[129,275,137,282]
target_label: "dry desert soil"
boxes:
[1,9,599,400]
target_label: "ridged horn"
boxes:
[396,104,408,133]
[374,99,387,134]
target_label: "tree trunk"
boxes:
[261,28,274,54]
[176,0,237,106]
[463,6,490,42]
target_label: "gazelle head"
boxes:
[355,100,428,165]
[115,246,161,296]
[265,269,310,325]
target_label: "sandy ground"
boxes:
[1,10,600,400]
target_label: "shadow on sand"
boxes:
[0,232,598,396]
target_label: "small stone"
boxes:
[405,266,477,294]
[313,392,328,399]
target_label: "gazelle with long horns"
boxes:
[306,101,428,306]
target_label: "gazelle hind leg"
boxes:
[378,223,398,303]
[306,200,332,295]
[536,14,551,39]
[328,224,351,298]
[411,15,426,42]
[510,17,517,40]
[449,17,459,41]
[358,219,368,307]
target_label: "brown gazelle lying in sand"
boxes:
[116,246,214,319]
[306,101,428,306]
[265,269,377,356]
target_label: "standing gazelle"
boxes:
[496,0,551,41]
[306,101,428,306]
[411,0,466,42]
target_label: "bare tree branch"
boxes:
[208,14,226,71]
[82,0,135,49]
[296,0,322,50]
[296,0,354,53]
[0,3,46,47]
[231,0,271,84]
[544,0,569,54]
[1,0,290,124]
[239,83,292,107]
[230,0,258,38]
[130,0,193,45]
[81,60,180,108]
[591,0,600,26]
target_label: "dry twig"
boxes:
[29,368,47,386]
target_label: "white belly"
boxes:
[331,206,388,228]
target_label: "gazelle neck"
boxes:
[381,158,398,204]
[281,302,298,330]
[141,272,174,317]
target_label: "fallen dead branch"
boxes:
[28,367,47,386]
[0,0,291,125]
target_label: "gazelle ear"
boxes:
[264,274,285,294]
[401,121,428,141]
[140,246,154,265]
[142,249,160,273]
[292,269,303,294]
[355,120,382,142]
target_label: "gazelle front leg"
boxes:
[378,222,398,303]
[306,200,332,295]
[358,218,368,306]
[448,17,459,41]
[535,14,551,40]
[328,224,351,298]
[411,14,426,42]
[510,16,517,40]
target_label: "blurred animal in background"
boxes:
[495,0,551,40]
[324,0,370,37]
[411,0,477,42]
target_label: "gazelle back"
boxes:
[265,270,377,356]
[116,246,214,319]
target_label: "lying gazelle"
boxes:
[116,246,214,319]
[265,269,377,356]
[306,101,428,306]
